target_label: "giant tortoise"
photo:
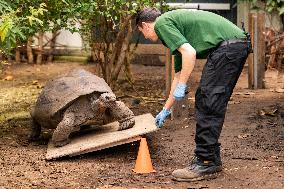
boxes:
[30,69,135,147]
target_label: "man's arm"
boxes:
[164,73,180,110]
[178,43,196,84]
[164,43,196,109]
[155,72,179,128]
[155,43,196,128]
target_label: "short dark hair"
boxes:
[136,7,161,27]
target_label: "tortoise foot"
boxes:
[118,118,135,131]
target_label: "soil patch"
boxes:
[0,62,283,189]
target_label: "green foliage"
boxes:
[0,1,12,12]
[239,0,284,15]
[42,0,80,32]
[0,1,47,54]
[72,0,166,84]
[26,3,47,26]
[0,0,84,55]
[0,10,24,53]
[71,0,159,37]
[0,0,167,82]
[265,0,284,14]
[0,12,14,42]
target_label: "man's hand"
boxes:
[155,108,171,128]
[173,83,187,101]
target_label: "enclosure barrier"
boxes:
[248,12,266,89]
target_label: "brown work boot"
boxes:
[172,156,222,182]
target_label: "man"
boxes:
[136,8,251,181]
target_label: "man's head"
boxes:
[136,7,161,42]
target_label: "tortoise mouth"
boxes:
[104,96,116,102]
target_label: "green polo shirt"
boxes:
[154,9,246,72]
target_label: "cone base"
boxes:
[132,168,156,174]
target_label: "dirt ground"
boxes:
[0,60,283,189]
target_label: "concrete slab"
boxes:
[46,113,157,160]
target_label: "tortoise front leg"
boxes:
[29,118,41,141]
[109,101,135,131]
[118,117,135,131]
[52,112,76,147]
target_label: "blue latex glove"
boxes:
[173,83,187,101]
[155,108,171,128]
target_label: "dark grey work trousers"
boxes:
[194,41,250,161]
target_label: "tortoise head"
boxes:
[99,92,116,105]
[90,92,116,113]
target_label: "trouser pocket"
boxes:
[200,86,226,115]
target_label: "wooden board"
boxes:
[46,113,157,160]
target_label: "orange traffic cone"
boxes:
[133,138,156,173]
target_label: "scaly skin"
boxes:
[108,101,135,130]
[52,96,94,147]
[51,93,135,147]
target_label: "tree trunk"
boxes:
[277,53,282,73]
[103,43,112,84]
[47,31,59,63]
[7,56,11,63]
[111,20,133,83]
[36,32,44,64]
[123,32,140,84]
[92,15,135,86]
[281,14,284,32]
[15,45,21,64]
[124,51,134,84]
[109,16,132,69]
[92,42,107,80]
[27,37,34,64]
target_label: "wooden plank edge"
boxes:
[45,136,142,160]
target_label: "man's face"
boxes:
[138,22,158,42]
